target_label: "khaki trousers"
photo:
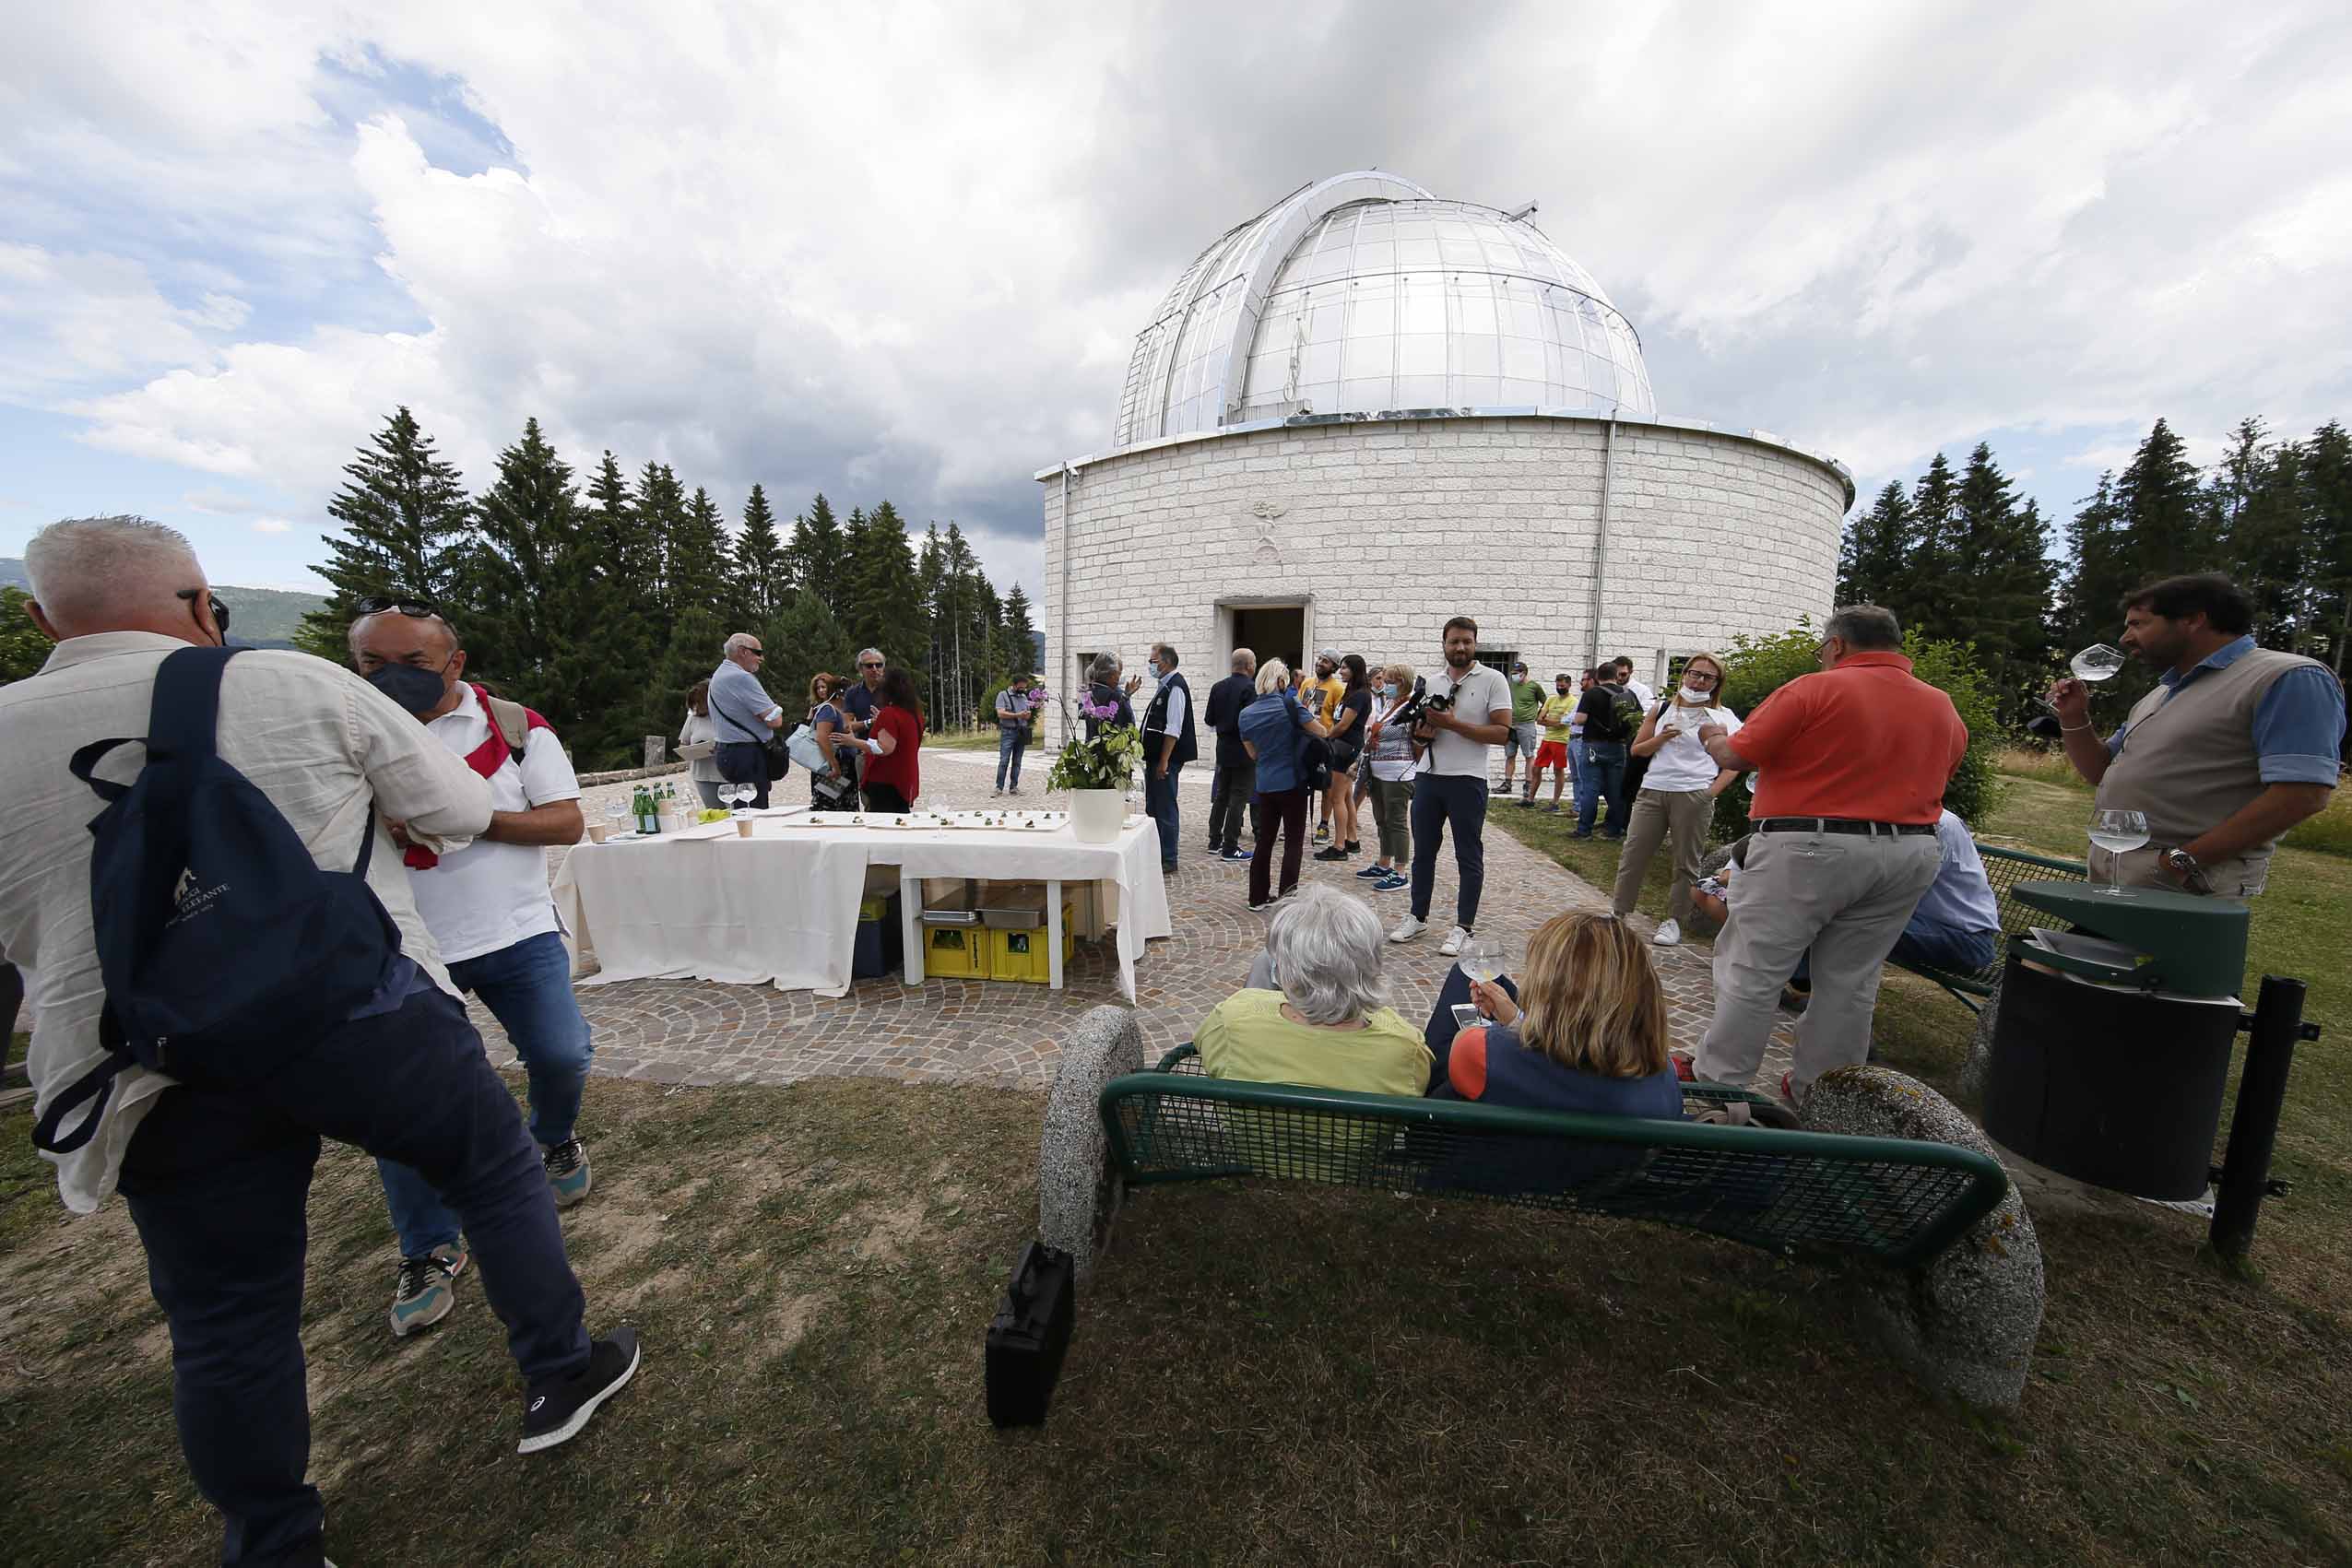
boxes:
[1695,828,1941,1094]
[1610,787,1712,921]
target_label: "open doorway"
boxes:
[1226,604,1306,677]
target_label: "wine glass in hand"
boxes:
[2087,808,2149,895]
[1458,935,1507,986]
[2070,643,2127,682]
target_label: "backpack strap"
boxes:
[146,646,241,766]
[479,689,530,751]
[30,1008,132,1154]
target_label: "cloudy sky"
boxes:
[4,1,2347,601]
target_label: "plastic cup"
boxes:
[736,819,755,839]
[586,823,610,843]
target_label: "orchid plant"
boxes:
[1045,688,1142,791]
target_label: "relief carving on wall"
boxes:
[1248,499,1287,564]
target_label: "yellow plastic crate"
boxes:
[923,924,992,980]
[987,908,1075,984]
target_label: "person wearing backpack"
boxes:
[2,518,638,1568]
[1573,663,1638,838]
[348,605,602,1339]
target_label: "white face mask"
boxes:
[1679,686,1713,703]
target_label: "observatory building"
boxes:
[1038,171,1851,713]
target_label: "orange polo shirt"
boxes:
[1734,652,1967,825]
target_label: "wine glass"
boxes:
[723,783,750,815]
[1458,935,1508,986]
[2087,808,2149,895]
[603,797,628,839]
[2070,643,2127,683]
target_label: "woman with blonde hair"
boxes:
[1354,661,1417,892]
[1610,652,1741,947]
[1429,911,1683,1120]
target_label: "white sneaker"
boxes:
[1652,918,1683,947]
[1388,915,1428,944]
[1439,925,1471,958]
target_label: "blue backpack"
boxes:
[33,647,406,1153]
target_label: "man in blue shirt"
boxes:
[2050,573,2344,897]
[706,631,784,808]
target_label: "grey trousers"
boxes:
[1610,786,1711,922]
[1367,775,1415,863]
[1695,827,1941,1094]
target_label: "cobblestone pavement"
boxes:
[497,749,1795,1092]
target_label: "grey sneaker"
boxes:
[545,1138,592,1208]
[390,1242,469,1338]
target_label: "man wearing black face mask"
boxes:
[349,604,601,1341]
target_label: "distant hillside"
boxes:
[1,557,325,646]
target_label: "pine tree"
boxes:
[2211,418,2309,646]
[539,451,654,768]
[634,462,689,636]
[1901,453,1962,643]
[2302,419,2352,675]
[459,417,579,711]
[784,493,846,589]
[734,483,786,620]
[2112,417,2214,583]
[841,501,928,684]
[998,583,1039,679]
[669,486,732,613]
[1837,481,1915,608]
[765,588,857,710]
[1951,442,2051,723]
[298,406,470,657]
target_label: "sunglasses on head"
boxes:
[354,595,442,619]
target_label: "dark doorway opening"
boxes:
[1231,606,1306,677]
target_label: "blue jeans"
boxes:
[1409,772,1488,927]
[995,725,1028,790]
[378,932,594,1257]
[1145,760,1185,868]
[1794,918,1998,984]
[1576,742,1628,836]
[119,980,588,1565]
[1567,737,1586,792]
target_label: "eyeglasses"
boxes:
[859,661,882,670]
[353,595,442,618]
[177,588,230,638]
[1684,670,1719,684]
[745,647,765,657]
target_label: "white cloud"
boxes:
[6,0,2349,602]
[250,517,293,533]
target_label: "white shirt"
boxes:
[1625,678,1657,710]
[412,684,582,965]
[1642,701,1743,793]
[1423,663,1513,778]
[0,633,493,1212]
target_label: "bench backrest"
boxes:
[1099,1062,2009,1271]
[1899,843,2088,994]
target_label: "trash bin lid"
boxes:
[2012,878,2249,998]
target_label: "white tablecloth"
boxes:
[550,818,1171,999]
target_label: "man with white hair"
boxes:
[348,602,598,1340]
[838,645,889,788]
[1,517,638,1564]
[708,630,785,808]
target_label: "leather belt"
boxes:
[1755,817,1934,837]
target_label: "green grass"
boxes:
[6,1068,2348,1566]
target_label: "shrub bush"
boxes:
[1707,621,2007,843]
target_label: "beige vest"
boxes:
[2094,645,2320,893]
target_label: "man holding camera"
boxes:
[1391,616,1512,958]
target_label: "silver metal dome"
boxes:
[1113,171,1656,449]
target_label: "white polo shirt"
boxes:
[412,684,582,965]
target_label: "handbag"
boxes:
[785,722,828,772]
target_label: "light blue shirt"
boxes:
[2105,636,2346,785]
[1913,809,2001,937]
[706,660,781,744]
[1237,690,1309,793]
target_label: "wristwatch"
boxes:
[2162,847,2216,896]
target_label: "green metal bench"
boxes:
[1036,1008,2043,1407]
[1888,843,2086,1011]
[1100,1044,2005,1270]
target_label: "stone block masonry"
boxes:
[1041,412,1849,733]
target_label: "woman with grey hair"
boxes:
[1196,886,1432,1096]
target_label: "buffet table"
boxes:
[549,812,1172,1000]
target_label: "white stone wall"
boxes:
[1039,414,1845,740]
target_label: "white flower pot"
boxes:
[1070,788,1125,843]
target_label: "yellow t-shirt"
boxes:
[1538,693,1578,744]
[1196,989,1432,1097]
[1297,677,1341,724]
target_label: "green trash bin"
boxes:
[1981,881,2250,1200]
